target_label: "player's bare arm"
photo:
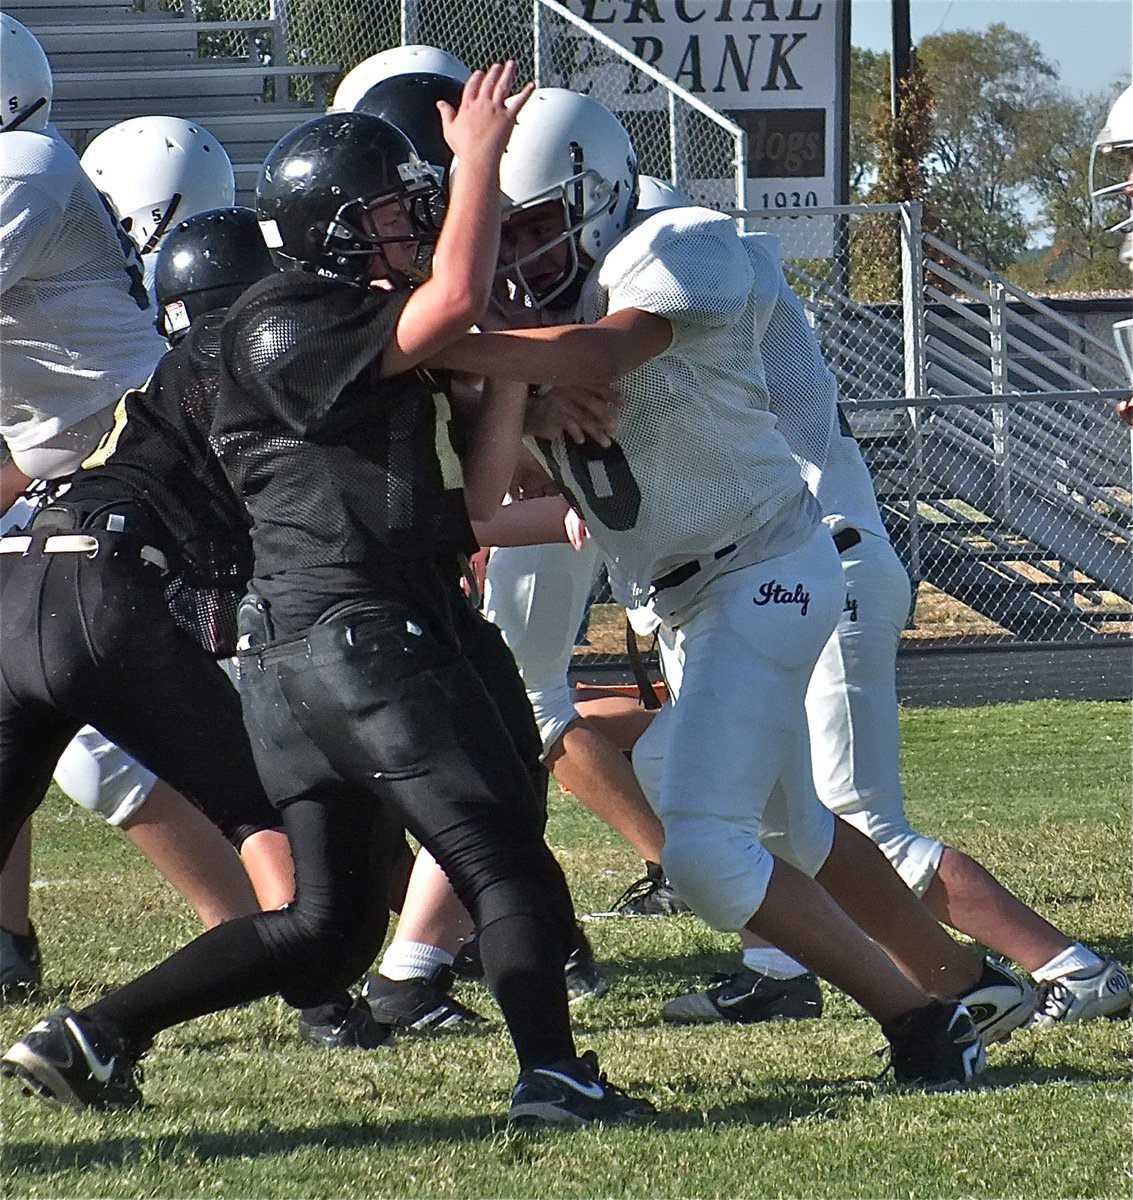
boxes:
[380,62,534,377]
[429,307,673,387]
[459,377,529,522]
[0,459,33,515]
[472,493,574,548]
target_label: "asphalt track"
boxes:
[892,640,1132,708]
[572,640,1133,708]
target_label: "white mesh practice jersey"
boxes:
[0,128,165,452]
[529,206,810,615]
[750,230,886,539]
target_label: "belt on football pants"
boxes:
[650,527,862,595]
[833,527,862,554]
[0,532,168,572]
[650,542,738,595]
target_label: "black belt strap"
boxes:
[651,541,738,595]
[625,618,662,711]
[833,527,862,554]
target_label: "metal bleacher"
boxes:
[11,0,339,206]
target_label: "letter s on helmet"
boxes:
[0,15,52,133]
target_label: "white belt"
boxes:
[0,533,168,572]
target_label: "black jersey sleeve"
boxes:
[220,273,410,437]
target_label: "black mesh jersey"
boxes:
[214,271,476,591]
[63,312,253,656]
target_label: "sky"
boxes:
[850,0,1132,99]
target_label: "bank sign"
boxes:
[558,0,849,235]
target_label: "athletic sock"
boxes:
[378,940,453,982]
[741,947,809,979]
[1032,941,1105,983]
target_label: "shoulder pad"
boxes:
[590,207,753,328]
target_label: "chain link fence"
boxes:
[580,206,1132,666]
[140,1,1133,658]
[170,0,746,205]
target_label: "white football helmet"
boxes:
[1089,84,1133,239]
[636,175,692,213]
[0,15,52,133]
[497,88,638,310]
[331,44,469,113]
[80,116,235,257]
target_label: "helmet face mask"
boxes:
[0,15,53,133]
[497,89,638,311]
[498,178,608,312]
[322,170,442,284]
[353,71,463,250]
[257,112,441,287]
[1089,84,1133,240]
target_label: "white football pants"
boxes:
[483,539,603,758]
[805,530,944,895]
[633,523,844,931]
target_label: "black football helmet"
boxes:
[153,206,276,341]
[354,71,463,185]
[256,111,442,286]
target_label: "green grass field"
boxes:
[3,699,1130,1200]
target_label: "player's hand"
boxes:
[565,508,590,551]
[525,385,623,446]
[464,546,489,600]
[438,62,533,167]
[510,450,558,500]
[1116,398,1133,428]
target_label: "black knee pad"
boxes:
[255,900,387,1010]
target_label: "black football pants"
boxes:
[84,592,579,1070]
[0,530,280,865]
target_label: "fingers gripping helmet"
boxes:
[256,111,441,286]
[1089,84,1133,239]
[354,72,464,187]
[80,117,236,257]
[331,44,469,113]
[497,88,638,310]
[0,15,52,133]
[154,207,276,341]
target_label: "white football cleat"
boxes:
[1030,959,1132,1029]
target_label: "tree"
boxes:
[1007,87,1130,291]
[850,55,936,301]
[849,45,887,201]
[848,23,1127,289]
[915,24,1060,271]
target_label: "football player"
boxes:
[654,231,1131,1030]
[340,51,633,1017]
[1088,83,1133,423]
[0,17,285,997]
[427,88,1037,1087]
[4,72,655,1127]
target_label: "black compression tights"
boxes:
[82,790,576,1069]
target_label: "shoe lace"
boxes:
[609,873,661,912]
[1034,978,1071,1018]
[577,1051,625,1100]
